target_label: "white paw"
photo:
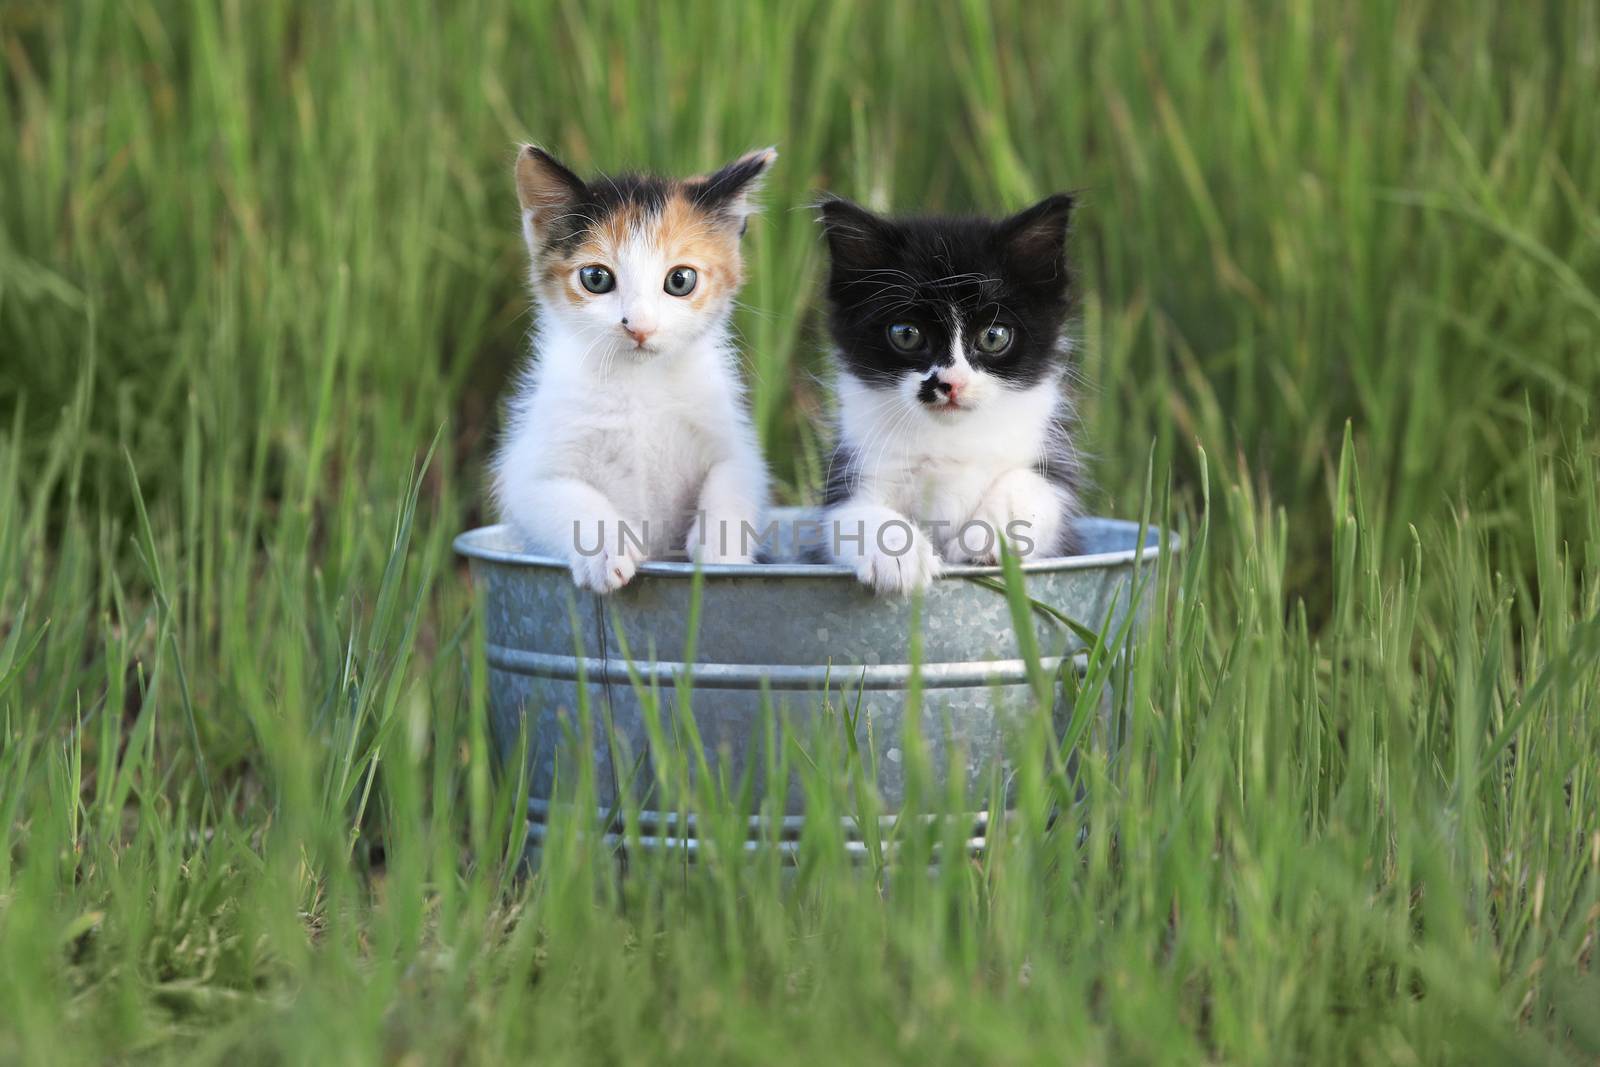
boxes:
[569,539,646,594]
[684,515,754,566]
[852,527,941,595]
[946,480,1053,564]
[942,510,1009,565]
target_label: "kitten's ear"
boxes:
[691,146,778,233]
[1000,193,1075,277]
[515,145,587,234]
[818,196,897,274]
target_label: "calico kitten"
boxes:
[818,194,1083,595]
[493,145,774,593]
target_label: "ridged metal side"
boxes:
[456,510,1174,859]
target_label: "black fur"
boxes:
[818,194,1077,391]
[689,152,773,221]
[543,170,671,254]
[915,374,951,405]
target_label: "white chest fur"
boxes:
[836,372,1064,529]
[827,371,1075,593]
[492,317,767,576]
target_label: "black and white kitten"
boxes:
[818,194,1083,595]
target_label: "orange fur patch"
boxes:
[654,192,743,309]
[535,188,743,310]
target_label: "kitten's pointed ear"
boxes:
[818,196,897,274]
[515,145,587,234]
[1000,193,1075,277]
[691,146,778,233]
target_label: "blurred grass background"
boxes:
[2,1,1598,1063]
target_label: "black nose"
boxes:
[620,316,630,325]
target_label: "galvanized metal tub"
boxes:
[455,509,1173,858]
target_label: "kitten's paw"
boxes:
[684,516,755,566]
[941,512,1008,565]
[852,528,941,596]
[947,477,1056,564]
[569,541,646,594]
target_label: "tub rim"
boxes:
[454,515,1179,580]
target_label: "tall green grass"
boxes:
[2,1,1598,1062]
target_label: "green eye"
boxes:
[578,265,615,294]
[976,324,1013,354]
[886,323,924,352]
[664,266,698,297]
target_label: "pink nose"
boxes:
[934,371,970,403]
[621,319,654,346]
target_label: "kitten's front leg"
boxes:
[945,468,1066,565]
[506,477,646,593]
[828,498,942,595]
[685,457,766,565]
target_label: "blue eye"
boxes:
[578,265,615,293]
[887,323,924,352]
[664,266,698,297]
[976,324,1013,354]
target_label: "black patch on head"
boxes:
[523,147,772,256]
[542,171,672,255]
[818,195,1078,391]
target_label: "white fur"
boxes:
[826,318,1076,595]
[493,214,768,594]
